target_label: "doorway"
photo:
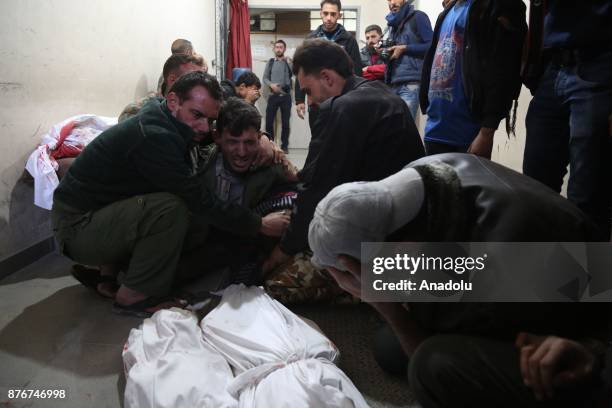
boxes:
[249,7,359,150]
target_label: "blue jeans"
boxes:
[524,52,612,240]
[265,93,292,150]
[392,82,420,120]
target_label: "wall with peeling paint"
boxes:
[0,0,216,260]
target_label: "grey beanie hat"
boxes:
[308,167,424,271]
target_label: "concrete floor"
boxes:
[0,253,134,408]
[0,149,310,408]
[0,149,417,408]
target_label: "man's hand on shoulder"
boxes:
[254,135,283,167]
[280,155,299,182]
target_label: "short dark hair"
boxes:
[292,39,353,78]
[365,24,382,35]
[216,97,261,137]
[274,39,287,48]
[168,71,222,102]
[171,39,193,54]
[162,54,204,81]
[235,71,262,89]
[320,0,341,11]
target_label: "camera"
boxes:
[377,39,396,63]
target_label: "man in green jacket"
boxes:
[51,71,289,317]
[199,98,297,209]
[190,98,298,282]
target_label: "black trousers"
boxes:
[425,140,469,156]
[265,93,291,150]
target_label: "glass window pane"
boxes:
[343,10,357,18]
[310,10,320,18]
[310,19,320,30]
[344,19,357,32]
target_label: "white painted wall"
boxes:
[0,0,216,257]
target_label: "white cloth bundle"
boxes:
[122,286,369,408]
[201,285,369,408]
[25,114,116,210]
[123,308,237,408]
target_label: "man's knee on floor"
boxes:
[408,335,472,399]
[373,323,409,375]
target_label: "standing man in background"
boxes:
[384,0,433,119]
[360,24,383,67]
[522,0,612,241]
[263,39,293,153]
[294,0,363,124]
[361,24,387,82]
[420,0,526,158]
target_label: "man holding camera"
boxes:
[360,24,383,67]
[384,0,433,120]
[361,24,387,81]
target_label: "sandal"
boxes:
[70,264,119,299]
[112,296,188,319]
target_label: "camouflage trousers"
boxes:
[264,251,358,305]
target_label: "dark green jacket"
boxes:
[53,98,261,236]
[198,144,290,210]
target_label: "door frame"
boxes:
[248,4,361,37]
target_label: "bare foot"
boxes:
[97,282,118,298]
[114,285,187,313]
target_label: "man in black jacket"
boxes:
[309,153,609,407]
[294,0,363,122]
[52,72,288,317]
[419,0,527,158]
[263,39,425,273]
[522,1,612,241]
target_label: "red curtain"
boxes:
[226,0,252,79]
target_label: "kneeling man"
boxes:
[192,97,298,281]
[52,72,287,317]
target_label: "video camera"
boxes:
[377,38,396,63]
